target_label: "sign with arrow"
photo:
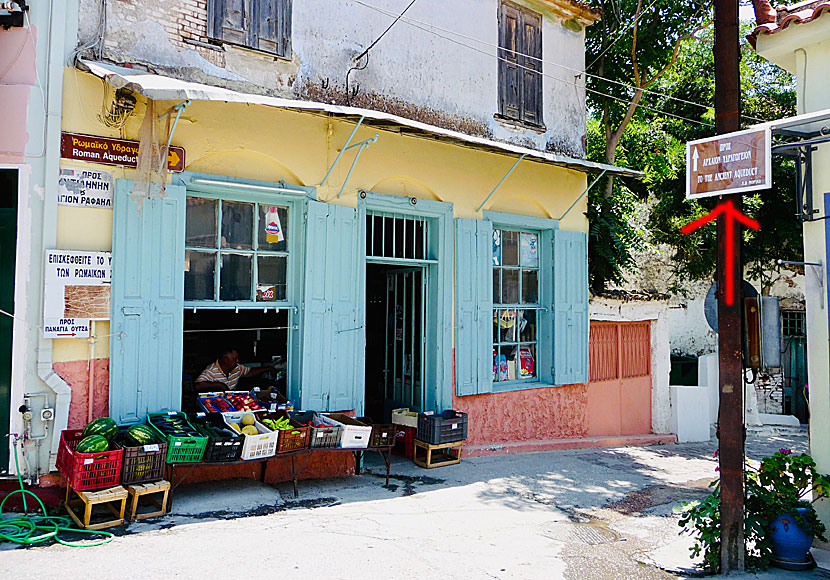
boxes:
[681,200,760,305]
[42,249,112,339]
[61,132,186,173]
[686,128,771,199]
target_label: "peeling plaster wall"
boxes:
[77,0,587,157]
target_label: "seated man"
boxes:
[195,347,274,391]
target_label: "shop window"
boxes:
[185,197,289,303]
[208,0,292,59]
[782,310,806,337]
[497,1,543,127]
[492,228,540,383]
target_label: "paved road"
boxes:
[1,427,820,579]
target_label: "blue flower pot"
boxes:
[769,508,813,563]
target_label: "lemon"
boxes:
[241,413,255,426]
[241,425,258,436]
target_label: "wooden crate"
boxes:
[126,480,171,521]
[64,485,129,530]
[413,440,463,469]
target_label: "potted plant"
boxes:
[748,449,830,569]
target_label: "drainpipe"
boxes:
[87,321,96,423]
[34,0,73,473]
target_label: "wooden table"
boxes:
[165,445,393,510]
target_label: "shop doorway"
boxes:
[0,168,18,474]
[365,264,426,422]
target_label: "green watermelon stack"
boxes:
[82,417,118,441]
[75,434,109,453]
[125,424,157,447]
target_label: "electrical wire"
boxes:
[586,0,662,70]
[0,438,114,547]
[352,0,765,126]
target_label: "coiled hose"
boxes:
[0,439,115,547]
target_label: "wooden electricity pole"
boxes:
[713,0,744,573]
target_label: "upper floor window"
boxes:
[497,1,543,128]
[208,0,292,59]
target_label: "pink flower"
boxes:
[713,449,719,458]
[779,448,792,455]
[715,466,720,472]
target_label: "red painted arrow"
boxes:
[681,200,760,306]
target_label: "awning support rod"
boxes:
[336,134,379,199]
[320,116,365,187]
[559,169,607,221]
[476,154,527,213]
[159,99,191,149]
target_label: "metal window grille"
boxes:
[782,310,806,337]
[366,211,430,262]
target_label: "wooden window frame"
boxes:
[497,1,544,129]
[207,0,293,60]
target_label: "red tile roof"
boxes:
[748,1,830,47]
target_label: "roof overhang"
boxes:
[751,108,830,139]
[76,59,641,179]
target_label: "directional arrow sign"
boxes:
[686,128,770,199]
[61,132,186,172]
[681,200,760,305]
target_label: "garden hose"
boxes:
[0,438,115,547]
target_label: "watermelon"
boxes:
[125,424,157,447]
[76,434,110,453]
[82,417,117,441]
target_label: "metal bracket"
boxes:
[336,134,379,199]
[778,259,824,309]
[158,99,191,149]
[772,139,822,222]
[559,169,607,221]
[476,154,527,213]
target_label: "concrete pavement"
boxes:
[1,427,823,579]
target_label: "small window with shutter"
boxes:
[208,0,292,59]
[497,1,543,128]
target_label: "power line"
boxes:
[352,0,714,128]
[586,0,661,70]
[351,0,763,124]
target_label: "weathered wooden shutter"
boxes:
[110,181,186,423]
[520,10,543,126]
[552,229,588,385]
[256,0,292,57]
[209,0,251,45]
[454,218,493,396]
[300,201,363,412]
[498,3,521,120]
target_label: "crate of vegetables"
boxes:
[223,391,266,412]
[289,411,342,449]
[222,412,278,460]
[197,392,235,414]
[190,413,244,463]
[114,424,168,485]
[260,411,310,453]
[320,413,371,449]
[146,412,208,463]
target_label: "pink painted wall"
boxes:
[53,359,110,429]
[0,25,35,161]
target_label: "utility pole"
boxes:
[713,0,744,573]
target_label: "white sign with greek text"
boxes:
[58,168,113,208]
[42,249,112,339]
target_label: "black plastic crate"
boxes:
[190,413,244,463]
[417,410,468,444]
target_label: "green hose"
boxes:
[0,439,115,547]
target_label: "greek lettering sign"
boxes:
[43,250,112,339]
[686,128,771,199]
[58,167,113,208]
[60,132,186,172]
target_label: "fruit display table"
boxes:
[164,444,393,510]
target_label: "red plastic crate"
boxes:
[57,429,123,492]
[392,425,416,459]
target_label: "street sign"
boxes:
[686,128,771,199]
[60,132,186,172]
[42,249,112,339]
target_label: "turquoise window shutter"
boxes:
[552,229,589,385]
[110,181,186,423]
[300,201,363,411]
[454,218,493,396]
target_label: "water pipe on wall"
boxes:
[87,321,97,423]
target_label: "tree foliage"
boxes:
[584,0,801,292]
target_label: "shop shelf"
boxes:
[146,412,208,464]
[321,413,371,449]
[57,429,124,492]
[114,427,167,485]
[190,413,244,463]
[289,411,342,449]
[417,410,468,445]
[222,412,278,460]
